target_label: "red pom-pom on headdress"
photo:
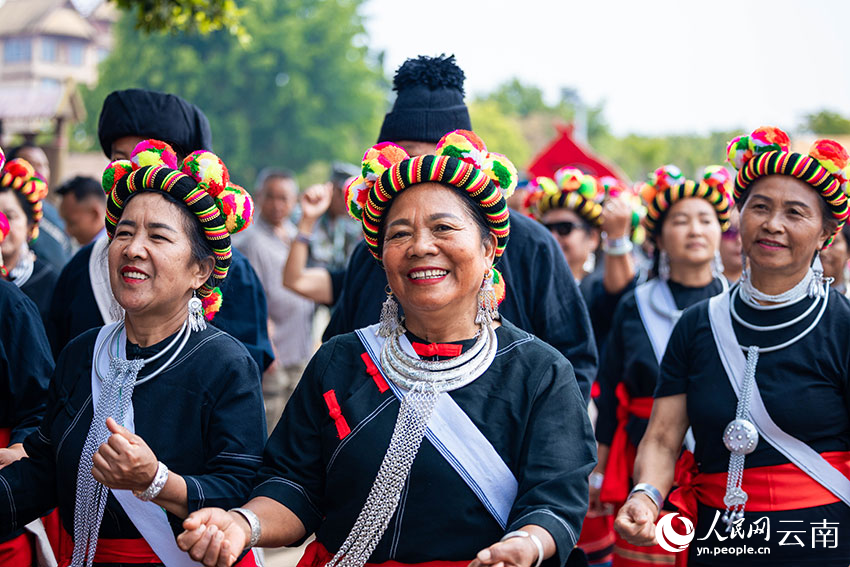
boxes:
[181,151,230,197]
[131,139,179,169]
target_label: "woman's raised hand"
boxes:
[614,495,659,546]
[300,183,333,223]
[178,508,247,567]
[91,417,158,492]
[601,194,633,239]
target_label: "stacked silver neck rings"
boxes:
[325,320,497,567]
[720,265,830,531]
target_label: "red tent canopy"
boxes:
[527,123,628,182]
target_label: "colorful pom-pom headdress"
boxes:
[102,140,254,320]
[726,125,849,247]
[344,129,518,264]
[0,154,49,241]
[639,164,732,238]
[526,167,605,227]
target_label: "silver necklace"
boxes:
[720,280,829,531]
[9,244,33,288]
[325,322,497,567]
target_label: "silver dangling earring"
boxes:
[582,252,596,276]
[188,291,206,332]
[476,269,499,325]
[739,249,749,284]
[378,285,400,337]
[711,249,725,280]
[658,250,671,281]
[809,250,827,299]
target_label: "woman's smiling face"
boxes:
[739,175,833,277]
[108,192,212,320]
[381,182,496,321]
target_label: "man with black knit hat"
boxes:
[324,54,598,402]
[47,89,274,373]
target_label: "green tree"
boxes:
[468,100,532,168]
[84,0,388,185]
[801,109,850,135]
[110,0,245,36]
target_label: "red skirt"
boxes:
[57,537,261,566]
[297,540,470,567]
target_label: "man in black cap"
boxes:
[47,89,274,372]
[323,55,597,401]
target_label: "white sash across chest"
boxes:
[707,292,850,507]
[90,323,201,567]
[356,324,518,529]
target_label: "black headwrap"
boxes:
[377,54,471,145]
[97,89,213,159]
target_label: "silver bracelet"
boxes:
[603,235,633,256]
[500,530,544,567]
[134,461,168,501]
[230,507,261,548]
[629,482,663,513]
[589,471,605,490]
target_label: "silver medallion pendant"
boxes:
[723,418,759,455]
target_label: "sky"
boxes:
[362,0,850,136]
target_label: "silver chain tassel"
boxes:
[721,345,760,531]
[71,357,145,567]
[324,383,438,567]
[378,290,400,338]
[476,271,499,325]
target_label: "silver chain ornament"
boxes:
[326,316,497,567]
[71,357,145,567]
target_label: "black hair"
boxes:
[122,190,215,287]
[376,183,491,258]
[56,176,106,202]
[6,142,40,161]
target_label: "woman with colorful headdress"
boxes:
[616,127,850,566]
[527,167,604,282]
[0,156,59,325]
[593,163,732,566]
[0,145,55,567]
[0,140,266,566]
[177,130,596,567]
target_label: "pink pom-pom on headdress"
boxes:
[131,140,178,169]
[344,142,410,222]
[810,139,849,191]
[435,129,488,168]
[0,211,9,243]
[181,151,230,197]
[102,160,134,196]
[216,183,254,235]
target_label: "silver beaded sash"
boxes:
[326,324,497,567]
[72,354,144,567]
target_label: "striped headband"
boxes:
[640,164,732,237]
[102,140,253,320]
[727,126,849,247]
[527,168,604,227]
[344,129,518,264]
[0,157,48,240]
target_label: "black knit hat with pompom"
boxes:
[377,54,472,144]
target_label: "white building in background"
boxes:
[0,0,116,89]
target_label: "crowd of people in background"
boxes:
[0,53,846,567]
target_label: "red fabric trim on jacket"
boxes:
[361,352,389,393]
[323,390,351,439]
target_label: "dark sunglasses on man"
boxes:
[543,221,583,236]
